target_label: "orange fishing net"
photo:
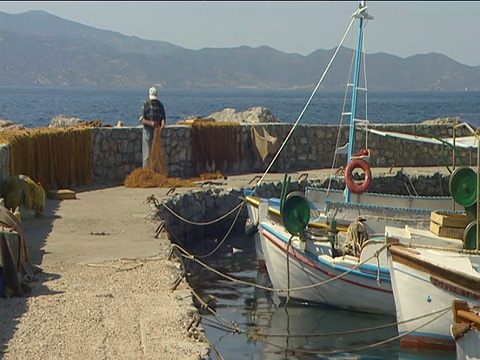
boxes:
[125,122,237,188]
[191,122,242,173]
[124,169,225,188]
[146,128,168,176]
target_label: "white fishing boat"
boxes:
[386,242,480,349]
[260,210,396,314]
[385,118,480,348]
[451,300,480,359]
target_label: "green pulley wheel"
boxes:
[449,167,478,207]
[463,221,478,250]
[281,191,310,236]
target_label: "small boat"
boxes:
[387,243,480,349]
[259,209,396,314]
[451,300,480,359]
[386,153,480,349]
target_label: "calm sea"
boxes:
[0,87,479,128]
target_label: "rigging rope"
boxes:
[252,14,358,193]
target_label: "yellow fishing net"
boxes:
[0,127,93,190]
[124,169,225,188]
[2,175,46,217]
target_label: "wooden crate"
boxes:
[47,189,76,200]
[429,221,464,239]
[430,211,469,228]
[429,211,468,239]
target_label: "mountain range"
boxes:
[0,10,479,90]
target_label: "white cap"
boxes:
[149,87,158,100]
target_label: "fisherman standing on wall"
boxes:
[139,86,166,168]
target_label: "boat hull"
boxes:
[260,220,395,315]
[455,328,480,360]
[452,300,480,360]
[244,194,264,265]
[387,245,480,350]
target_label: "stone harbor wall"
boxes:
[92,127,142,182]
[89,122,476,183]
[0,121,475,186]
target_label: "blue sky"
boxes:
[1,1,480,66]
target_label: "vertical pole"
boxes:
[452,124,456,212]
[477,141,479,249]
[345,12,365,204]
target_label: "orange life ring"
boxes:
[345,159,372,194]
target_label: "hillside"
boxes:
[0,10,479,90]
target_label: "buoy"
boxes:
[345,159,372,194]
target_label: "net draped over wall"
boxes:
[0,128,93,190]
[191,122,243,174]
[125,125,230,188]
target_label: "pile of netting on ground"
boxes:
[125,128,225,188]
[124,169,225,188]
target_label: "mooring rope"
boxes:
[158,198,244,226]
[190,269,450,341]
[193,202,245,259]
[171,243,276,292]
[256,305,450,339]
[189,286,243,334]
[171,242,390,294]
[184,247,451,356]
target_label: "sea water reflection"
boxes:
[186,234,455,360]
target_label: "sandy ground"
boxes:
[0,183,210,360]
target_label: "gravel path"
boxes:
[0,185,209,360]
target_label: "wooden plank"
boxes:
[47,189,76,200]
[430,211,468,228]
